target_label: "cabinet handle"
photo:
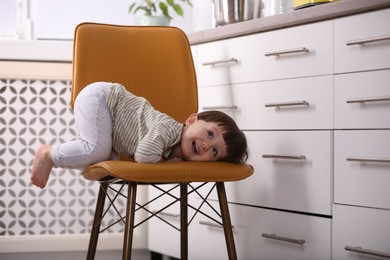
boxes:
[199,220,234,229]
[152,211,180,219]
[346,157,390,164]
[265,47,309,57]
[262,154,306,160]
[202,105,238,110]
[261,233,305,245]
[346,35,390,46]
[346,96,390,104]
[202,58,238,66]
[265,100,309,108]
[345,246,390,259]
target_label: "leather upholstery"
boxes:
[72,23,254,182]
[72,23,198,123]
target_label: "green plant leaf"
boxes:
[159,2,172,19]
[172,4,183,16]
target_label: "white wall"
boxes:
[2,0,213,40]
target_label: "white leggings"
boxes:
[51,82,115,169]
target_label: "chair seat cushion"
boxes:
[81,161,254,183]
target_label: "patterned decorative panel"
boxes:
[0,79,125,236]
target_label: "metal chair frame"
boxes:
[86,180,237,260]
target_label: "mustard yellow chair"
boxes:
[72,23,254,260]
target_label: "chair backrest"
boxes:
[72,23,198,123]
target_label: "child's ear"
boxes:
[185,113,198,126]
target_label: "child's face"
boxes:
[180,113,227,162]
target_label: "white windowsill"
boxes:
[0,39,73,62]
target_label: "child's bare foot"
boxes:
[31,144,54,189]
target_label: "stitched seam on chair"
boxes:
[127,28,137,94]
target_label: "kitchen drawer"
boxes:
[334,130,390,210]
[237,205,331,260]
[196,20,333,87]
[147,184,181,258]
[188,200,231,260]
[189,202,331,260]
[224,130,333,215]
[199,75,333,130]
[333,204,390,260]
[335,8,390,73]
[335,69,390,129]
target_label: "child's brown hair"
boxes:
[197,110,248,164]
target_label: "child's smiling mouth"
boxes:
[192,140,199,154]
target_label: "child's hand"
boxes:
[166,157,183,162]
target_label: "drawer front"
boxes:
[224,131,333,215]
[189,202,331,260]
[196,20,333,86]
[147,184,181,258]
[333,204,390,260]
[234,204,331,260]
[188,201,230,260]
[334,130,390,210]
[335,8,390,73]
[148,216,180,258]
[335,70,390,129]
[199,75,333,130]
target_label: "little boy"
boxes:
[31,82,248,189]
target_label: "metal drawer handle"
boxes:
[346,96,390,104]
[202,105,238,110]
[199,220,234,230]
[265,100,309,108]
[262,154,306,160]
[345,246,390,259]
[152,211,180,219]
[346,35,390,46]
[265,47,309,57]
[202,58,238,66]
[261,233,305,245]
[346,157,390,164]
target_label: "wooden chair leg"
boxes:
[216,182,237,260]
[180,183,188,260]
[123,182,137,260]
[87,182,108,260]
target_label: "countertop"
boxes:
[188,0,390,45]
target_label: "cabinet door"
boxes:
[333,204,390,260]
[334,130,390,210]
[224,130,333,215]
[335,69,390,129]
[335,8,390,73]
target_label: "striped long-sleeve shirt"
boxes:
[106,83,183,163]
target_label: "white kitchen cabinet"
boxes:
[332,204,390,260]
[332,7,390,260]
[199,75,334,130]
[189,202,331,260]
[334,69,390,129]
[335,8,390,73]
[155,205,332,260]
[334,130,390,210]
[196,20,333,87]
[235,204,331,260]
[149,7,390,260]
[225,130,333,215]
[147,184,181,258]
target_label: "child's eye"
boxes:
[207,130,214,139]
[212,147,218,157]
